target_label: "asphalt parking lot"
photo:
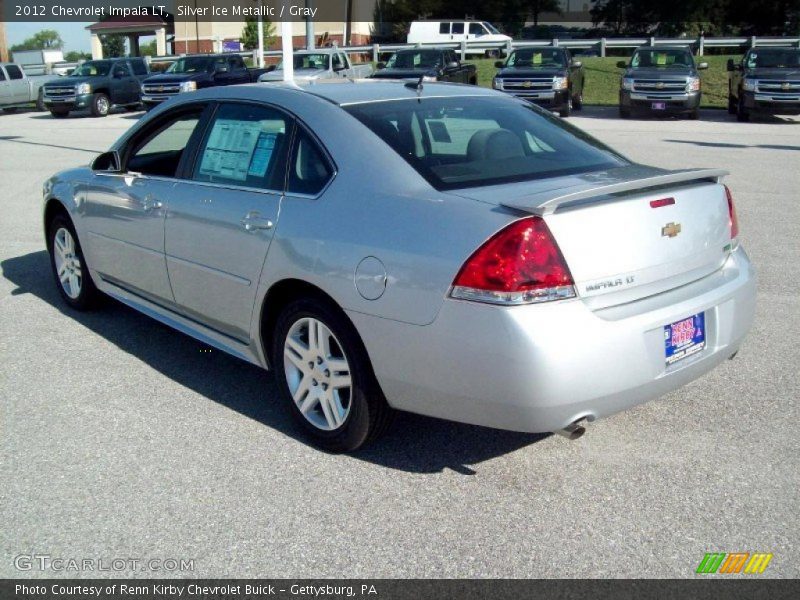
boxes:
[1,105,798,578]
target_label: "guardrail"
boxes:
[21,35,800,75]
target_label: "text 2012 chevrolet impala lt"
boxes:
[43,81,756,451]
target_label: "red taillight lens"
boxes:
[724,185,739,239]
[451,216,575,305]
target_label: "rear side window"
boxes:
[452,23,464,35]
[228,55,245,70]
[469,23,484,35]
[288,130,333,195]
[193,103,291,191]
[0,69,6,81]
[130,59,147,75]
[439,22,450,34]
[5,65,23,80]
[346,97,626,191]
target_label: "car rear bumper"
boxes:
[350,246,755,433]
[621,90,700,114]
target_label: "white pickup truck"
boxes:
[258,49,373,83]
[0,63,59,113]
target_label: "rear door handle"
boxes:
[241,211,274,232]
[142,194,163,211]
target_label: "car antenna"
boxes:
[405,73,425,95]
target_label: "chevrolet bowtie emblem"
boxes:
[522,81,532,88]
[662,222,682,238]
[782,82,792,90]
[656,82,665,89]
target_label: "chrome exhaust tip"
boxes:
[555,421,586,440]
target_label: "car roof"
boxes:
[636,46,693,52]
[292,79,498,105]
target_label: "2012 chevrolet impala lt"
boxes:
[43,81,756,451]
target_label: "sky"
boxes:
[6,22,93,53]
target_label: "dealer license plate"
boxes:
[652,102,667,110]
[664,313,705,366]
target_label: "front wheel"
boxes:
[619,106,631,119]
[272,298,394,452]
[36,89,46,111]
[572,90,584,110]
[559,95,573,118]
[50,109,69,118]
[728,93,737,115]
[2,107,18,114]
[90,92,110,117]
[688,109,700,120]
[48,214,102,310]
[737,96,750,122]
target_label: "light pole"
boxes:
[257,0,265,67]
[281,20,294,81]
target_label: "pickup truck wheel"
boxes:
[272,297,394,452]
[619,106,631,119]
[2,107,18,114]
[36,89,46,111]
[559,96,572,118]
[47,214,101,311]
[573,91,584,110]
[736,96,750,122]
[688,109,700,120]
[90,93,110,117]
[727,94,737,115]
[50,109,69,118]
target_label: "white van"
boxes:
[407,21,512,57]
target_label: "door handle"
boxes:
[241,212,274,232]
[142,194,163,212]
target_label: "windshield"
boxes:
[484,22,500,34]
[72,61,112,77]
[278,54,330,70]
[166,57,217,73]
[345,97,626,191]
[506,49,567,68]
[386,50,443,70]
[631,49,694,68]
[745,49,800,69]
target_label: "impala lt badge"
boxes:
[662,222,682,238]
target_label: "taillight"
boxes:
[451,216,576,305]
[724,185,739,239]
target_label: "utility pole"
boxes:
[306,0,314,49]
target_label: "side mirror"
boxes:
[266,64,276,73]
[91,150,121,173]
[376,62,386,70]
[333,65,346,72]
[446,61,460,70]
[494,60,505,68]
[726,58,735,72]
[616,60,627,69]
[697,62,708,70]
[571,60,583,68]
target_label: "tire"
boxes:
[688,109,700,120]
[469,77,477,86]
[736,95,750,122]
[573,90,583,110]
[619,106,631,119]
[559,95,572,118]
[124,102,143,112]
[90,92,110,117]
[36,89,46,111]
[2,107,18,114]
[50,109,69,118]
[728,94,737,115]
[47,214,102,311]
[272,297,394,452]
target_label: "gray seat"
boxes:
[467,129,526,162]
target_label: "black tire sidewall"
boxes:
[92,93,110,117]
[271,298,377,452]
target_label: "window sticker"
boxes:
[199,119,262,182]
[247,132,277,178]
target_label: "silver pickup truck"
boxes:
[258,49,373,83]
[0,63,59,112]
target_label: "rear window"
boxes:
[5,64,23,80]
[130,59,148,75]
[345,96,626,191]
[439,23,450,34]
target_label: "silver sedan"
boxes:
[43,81,756,451]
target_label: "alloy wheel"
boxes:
[53,227,82,299]
[283,317,353,431]
[97,96,109,115]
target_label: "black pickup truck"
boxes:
[42,57,149,118]
[618,46,707,119]
[728,47,800,121]
[492,47,585,117]
[141,54,270,110]
[371,48,477,84]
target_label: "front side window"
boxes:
[288,130,333,195]
[193,103,290,191]
[631,49,694,68]
[167,57,214,74]
[0,68,6,81]
[5,65,23,80]
[280,54,330,70]
[73,61,112,76]
[130,59,148,75]
[127,108,205,177]
[469,23,484,35]
[229,55,245,70]
[346,97,626,190]
[745,49,800,69]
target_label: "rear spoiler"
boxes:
[501,168,729,215]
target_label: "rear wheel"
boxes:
[573,90,583,110]
[272,297,393,452]
[620,106,631,119]
[2,107,18,114]
[90,92,110,117]
[36,89,46,111]
[47,214,101,310]
[50,109,69,118]
[727,93,737,115]
[688,109,700,120]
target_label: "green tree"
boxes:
[241,16,276,50]
[10,29,64,51]
[64,50,91,62]
[100,34,125,58]
[527,0,563,26]
[140,40,158,56]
